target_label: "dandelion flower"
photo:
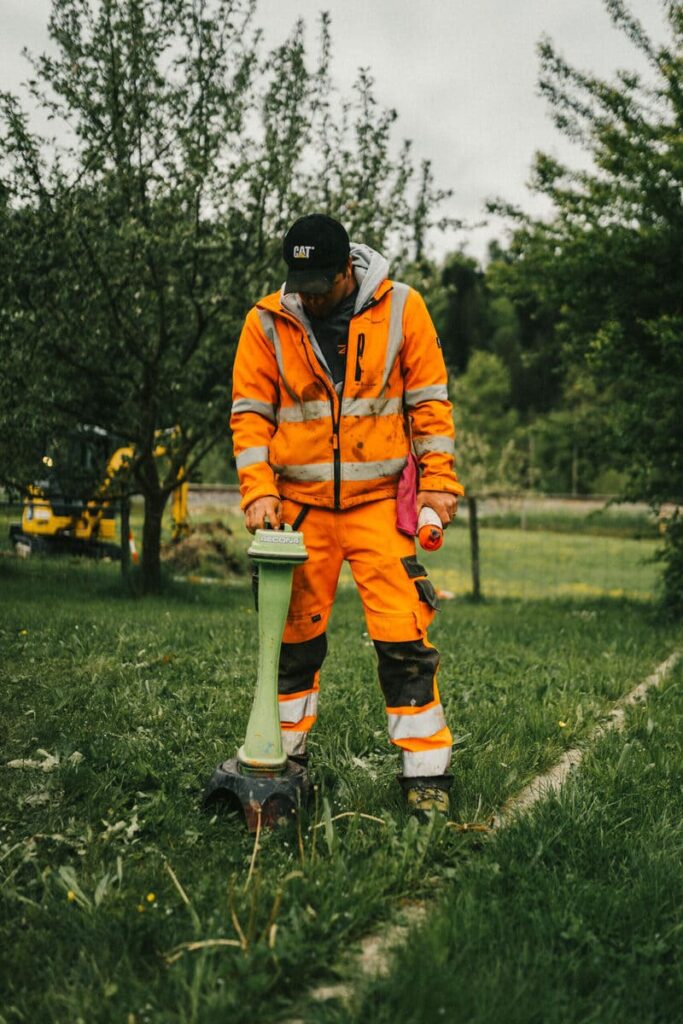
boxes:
[558,720,567,728]
[137,904,146,913]
[146,892,156,903]
[67,890,77,902]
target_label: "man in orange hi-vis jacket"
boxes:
[231,214,464,817]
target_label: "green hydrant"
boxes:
[203,522,310,831]
[239,523,308,770]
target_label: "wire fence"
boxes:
[0,490,667,603]
[430,495,662,603]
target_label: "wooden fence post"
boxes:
[468,496,481,601]
[120,496,130,579]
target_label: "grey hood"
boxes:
[280,241,390,320]
[349,242,390,312]
[278,241,390,389]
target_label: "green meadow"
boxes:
[0,518,680,1023]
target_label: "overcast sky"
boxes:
[0,0,668,262]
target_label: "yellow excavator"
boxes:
[9,439,189,558]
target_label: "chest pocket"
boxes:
[349,311,388,392]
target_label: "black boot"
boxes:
[398,774,452,818]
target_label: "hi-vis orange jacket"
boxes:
[231,244,464,511]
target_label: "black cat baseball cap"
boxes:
[283,214,350,294]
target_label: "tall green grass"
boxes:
[1,552,680,1023]
[339,663,683,1024]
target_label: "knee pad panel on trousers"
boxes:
[373,638,439,708]
[278,633,328,695]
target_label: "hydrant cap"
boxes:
[248,524,308,563]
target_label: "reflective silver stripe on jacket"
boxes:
[404,384,449,406]
[272,462,335,482]
[278,400,330,423]
[278,689,319,725]
[341,457,407,481]
[256,308,299,404]
[412,435,455,457]
[387,703,447,741]
[235,445,269,470]
[232,397,277,423]
[279,396,405,423]
[341,396,403,418]
[272,456,406,483]
[402,745,452,777]
[380,282,411,391]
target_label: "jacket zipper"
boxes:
[272,292,389,511]
[331,307,381,508]
[335,314,370,507]
[332,430,341,508]
[291,319,341,508]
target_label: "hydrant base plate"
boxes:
[203,757,310,832]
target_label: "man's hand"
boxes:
[244,495,282,534]
[417,490,458,528]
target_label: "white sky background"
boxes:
[0,0,669,263]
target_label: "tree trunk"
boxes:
[140,490,167,595]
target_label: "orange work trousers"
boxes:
[276,497,452,778]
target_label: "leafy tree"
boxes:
[1,0,448,592]
[451,350,521,493]
[525,369,623,495]
[493,0,683,609]
[435,252,488,373]
[0,195,53,492]
[417,243,562,416]
[486,252,562,415]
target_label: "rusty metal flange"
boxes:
[203,757,310,832]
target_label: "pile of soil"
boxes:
[161,519,247,577]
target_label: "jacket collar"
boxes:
[257,277,393,319]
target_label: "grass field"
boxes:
[1,524,680,1023]
[0,496,661,607]
[338,517,660,603]
[332,661,683,1024]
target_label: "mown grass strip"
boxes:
[318,661,683,1024]
[493,649,681,828]
[290,649,681,1017]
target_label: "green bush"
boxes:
[659,512,683,617]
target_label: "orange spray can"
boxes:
[417,506,444,551]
